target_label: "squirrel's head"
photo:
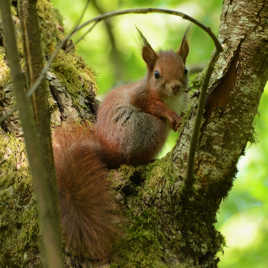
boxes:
[138,28,189,99]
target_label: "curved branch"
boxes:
[76,8,222,52]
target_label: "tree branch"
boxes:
[182,50,220,200]
[76,8,222,52]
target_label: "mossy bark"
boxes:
[0,0,267,267]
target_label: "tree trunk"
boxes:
[0,0,267,267]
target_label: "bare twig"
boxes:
[66,21,98,52]
[75,8,222,52]
[182,50,220,199]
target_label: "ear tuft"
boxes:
[178,26,190,63]
[142,46,157,70]
[136,27,157,70]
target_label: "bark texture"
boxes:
[0,0,267,267]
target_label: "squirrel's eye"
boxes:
[184,68,188,75]
[154,70,161,79]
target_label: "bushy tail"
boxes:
[52,123,118,260]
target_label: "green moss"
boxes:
[36,0,65,55]
[0,134,40,267]
[51,49,96,107]
[111,156,224,267]
[111,159,181,267]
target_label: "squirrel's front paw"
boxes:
[168,112,181,131]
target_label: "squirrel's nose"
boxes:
[172,85,181,94]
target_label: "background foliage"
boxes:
[51,0,268,267]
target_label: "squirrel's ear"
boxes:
[136,27,157,70]
[142,45,158,70]
[177,27,190,63]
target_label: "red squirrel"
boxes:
[52,29,189,261]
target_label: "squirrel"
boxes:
[52,29,189,261]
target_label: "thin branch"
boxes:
[66,21,98,52]
[75,0,91,27]
[182,50,220,199]
[76,8,223,52]
[19,0,64,266]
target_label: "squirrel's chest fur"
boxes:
[95,83,169,166]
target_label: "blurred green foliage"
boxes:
[51,0,268,267]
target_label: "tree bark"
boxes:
[0,0,267,267]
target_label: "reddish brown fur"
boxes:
[53,124,118,260]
